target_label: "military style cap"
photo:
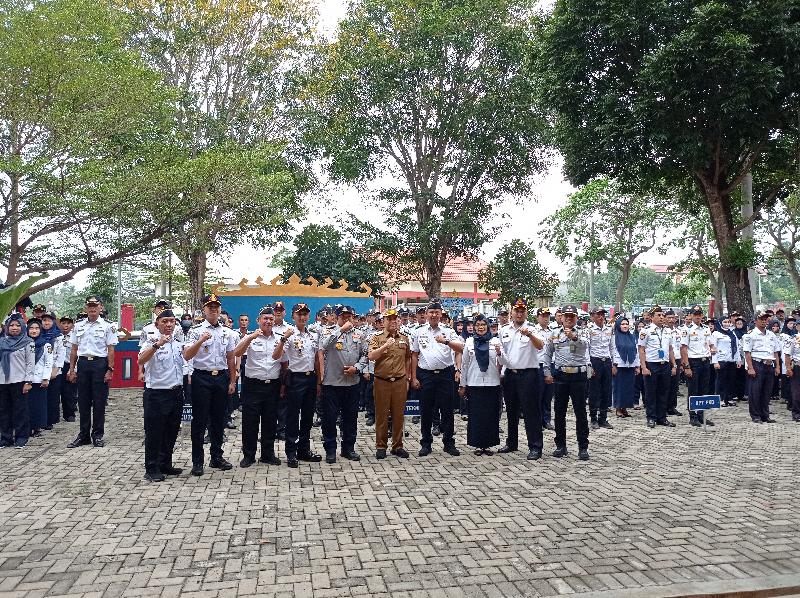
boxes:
[272,300,286,311]
[156,309,175,321]
[259,306,275,316]
[397,306,409,315]
[336,305,354,316]
[649,305,663,315]
[561,304,578,315]
[291,302,310,314]
[664,308,676,316]
[427,300,443,311]
[776,308,785,313]
[41,312,57,320]
[488,317,498,325]
[690,305,703,315]
[498,309,509,316]
[59,315,74,323]
[32,303,47,312]
[202,293,221,307]
[590,307,607,315]
[77,312,88,319]
[791,307,800,316]
[511,297,528,310]
[755,309,770,319]
[155,299,171,309]
[85,295,102,305]
[415,306,426,314]
[384,308,398,318]
[374,312,383,321]
[537,307,551,316]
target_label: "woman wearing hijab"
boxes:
[633,320,647,409]
[732,316,748,403]
[780,316,797,410]
[40,313,64,428]
[459,314,504,455]
[711,316,741,407]
[769,320,784,401]
[612,317,639,418]
[0,314,36,448]
[26,318,54,437]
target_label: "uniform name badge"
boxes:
[335,341,343,350]
[657,349,665,360]
[569,342,576,354]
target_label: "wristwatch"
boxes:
[106,366,115,372]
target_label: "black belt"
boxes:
[146,384,182,391]
[689,357,710,363]
[752,358,774,366]
[419,366,454,374]
[194,368,227,376]
[245,376,277,384]
[374,374,405,382]
[507,367,536,374]
[290,370,315,376]
[78,355,107,361]
[591,356,610,362]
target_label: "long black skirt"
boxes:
[466,385,501,449]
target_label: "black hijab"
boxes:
[472,314,493,373]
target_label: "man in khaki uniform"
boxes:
[368,308,412,459]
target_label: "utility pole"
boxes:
[116,260,123,322]
[588,221,595,310]
[741,173,758,312]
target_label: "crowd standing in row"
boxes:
[2,294,799,482]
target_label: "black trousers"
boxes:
[643,362,670,421]
[360,374,375,418]
[241,376,280,460]
[790,365,800,420]
[733,365,747,400]
[285,372,317,458]
[47,373,62,425]
[0,382,28,447]
[589,358,612,423]
[322,384,359,455]
[143,387,182,474]
[668,369,679,411]
[687,358,711,421]
[417,367,455,448]
[537,368,554,425]
[749,361,774,422]
[553,371,589,450]
[715,361,736,404]
[77,356,109,440]
[191,369,229,465]
[502,368,542,451]
[60,362,77,419]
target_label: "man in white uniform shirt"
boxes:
[743,310,780,423]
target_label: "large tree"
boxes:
[478,240,558,308]
[300,0,549,298]
[126,0,315,309]
[537,0,800,319]
[759,194,800,297]
[0,0,189,295]
[540,178,671,312]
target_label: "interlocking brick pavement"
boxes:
[2,388,800,597]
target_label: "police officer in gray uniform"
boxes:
[542,304,591,461]
[319,305,369,463]
[138,309,185,482]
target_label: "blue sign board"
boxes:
[404,399,419,416]
[688,394,721,410]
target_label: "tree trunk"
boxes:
[713,273,724,317]
[614,262,633,313]
[423,275,442,301]
[5,173,21,285]
[702,182,755,320]
[187,250,207,312]
[784,255,800,298]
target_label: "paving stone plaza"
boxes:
[2,388,800,598]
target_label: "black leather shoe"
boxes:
[376,449,387,459]
[240,456,255,468]
[191,464,204,476]
[690,419,702,427]
[497,445,516,454]
[590,420,599,430]
[259,455,281,466]
[647,419,656,428]
[225,421,237,430]
[298,451,322,463]
[65,416,76,422]
[764,418,776,423]
[656,419,676,427]
[432,425,441,436]
[209,458,233,470]
[599,421,613,429]
[443,445,460,456]
[203,434,211,444]
[412,415,420,424]
[325,453,336,464]
[341,450,361,461]
[527,450,542,461]
[144,472,166,482]
[578,449,590,461]
[67,436,91,448]
[552,446,567,458]
[752,418,763,423]
[312,417,321,427]
[161,466,183,476]
[44,425,53,430]
[418,446,431,457]
[667,409,683,416]
[276,431,286,441]
[543,422,555,431]
[365,416,375,426]
[287,458,299,468]
[391,448,410,458]
[92,437,105,447]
